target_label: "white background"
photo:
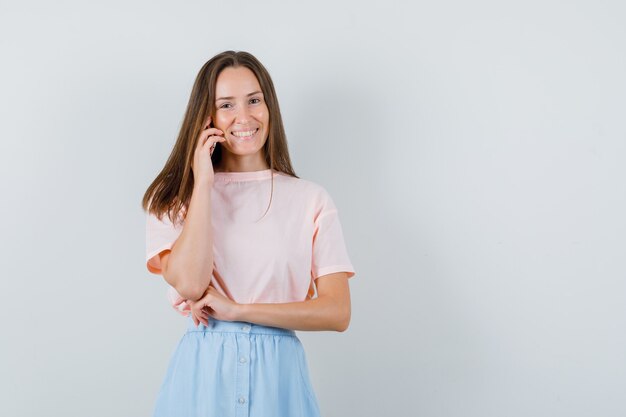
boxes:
[1,1,625,416]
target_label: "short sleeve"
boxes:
[145,210,184,274]
[311,188,356,280]
[145,210,191,316]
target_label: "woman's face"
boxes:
[213,66,270,160]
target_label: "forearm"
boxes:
[237,295,350,332]
[167,181,214,301]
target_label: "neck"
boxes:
[214,154,269,173]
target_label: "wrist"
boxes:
[236,303,251,322]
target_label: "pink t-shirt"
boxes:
[145,168,356,316]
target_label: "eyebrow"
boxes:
[216,90,263,101]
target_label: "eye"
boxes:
[250,97,261,104]
[219,103,232,109]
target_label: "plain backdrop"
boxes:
[1,1,625,416]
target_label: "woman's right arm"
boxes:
[160,115,224,302]
[161,181,214,302]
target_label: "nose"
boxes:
[234,104,250,124]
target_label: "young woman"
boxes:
[142,50,356,417]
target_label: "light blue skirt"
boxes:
[152,315,321,417]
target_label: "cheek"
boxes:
[255,107,269,127]
[214,113,231,130]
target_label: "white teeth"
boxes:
[232,129,257,137]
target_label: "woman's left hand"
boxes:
[187,285,241,326]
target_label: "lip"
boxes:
[230,127,259,140]
[231,127,259,134]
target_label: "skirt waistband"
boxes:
[185,314,296,337]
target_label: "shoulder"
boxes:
[276,173,335,211]
[275,172,331,199]
[146,206,186,230]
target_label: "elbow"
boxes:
[165,264,211,301]
[175,282,208,302]
[167,270,208,301]
[333,307,351,332]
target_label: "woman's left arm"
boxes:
[241,272,351,331]
[188,272,351,332]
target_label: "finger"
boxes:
[196,116,222,147]
[192,314,199,327]
[204,128,224,137]
[209,136,226,155]
[200,131,224,150]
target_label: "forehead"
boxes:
[215,66,262,98]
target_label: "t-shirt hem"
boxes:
[146,242,176,274]
[313,265,356,280]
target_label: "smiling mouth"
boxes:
[231,128,259,139]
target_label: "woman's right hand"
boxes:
[191,115,226,185]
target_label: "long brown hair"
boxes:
[141,50,298,224]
